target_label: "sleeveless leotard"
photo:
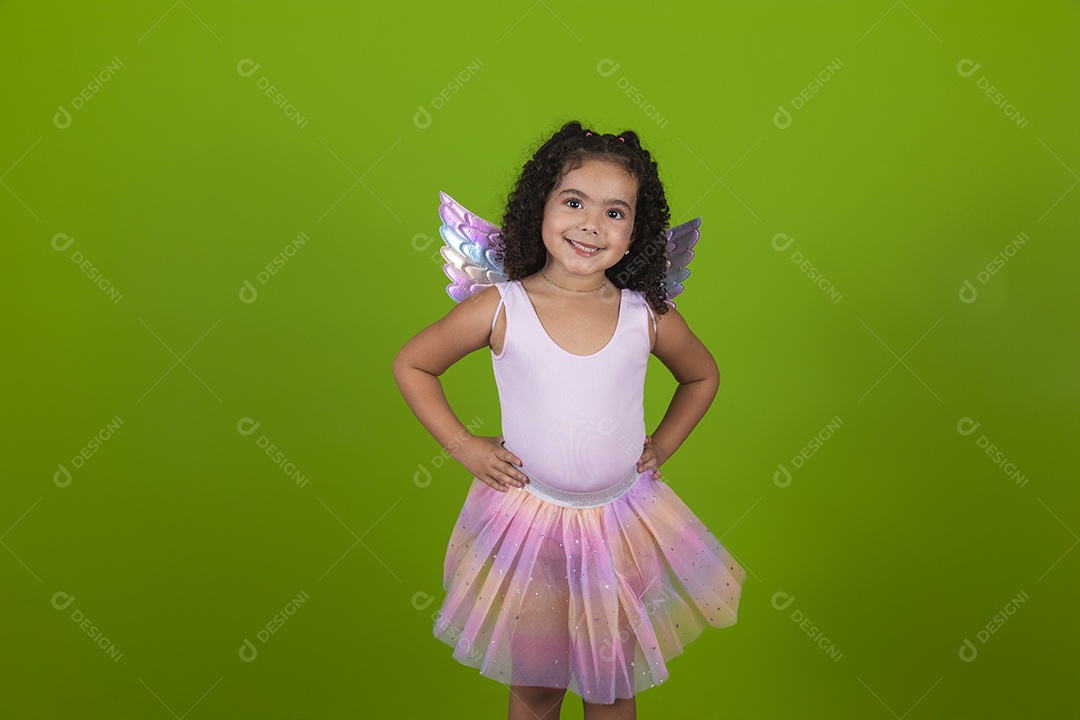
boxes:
[490,280,658,496]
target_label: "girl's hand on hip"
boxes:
[458,435,528,492]
[637,435,664,479]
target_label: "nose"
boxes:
[580,208,602,234]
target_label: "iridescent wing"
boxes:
[438,191,508,302]
[662,217,702,308]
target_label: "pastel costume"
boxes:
[432,279,746,703]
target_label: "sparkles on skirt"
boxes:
[433,463,746,704]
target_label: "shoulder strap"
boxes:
[491,282,509,334]
[643,297,657,334]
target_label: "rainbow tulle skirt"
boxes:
[433,466,746,704]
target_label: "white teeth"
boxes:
[568,239,601,253]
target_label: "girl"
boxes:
[393,120,745,720]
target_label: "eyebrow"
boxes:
[556,188,634,212]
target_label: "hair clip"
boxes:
[584,131,623,142]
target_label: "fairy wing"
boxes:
[662,216,702,308]
[437,190,700,306]
[438,191,508,302]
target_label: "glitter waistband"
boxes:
[516,463,645,508]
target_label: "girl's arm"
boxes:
[645,306,722,468]
[392,287,526,492]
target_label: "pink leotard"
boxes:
[489,280,658,496]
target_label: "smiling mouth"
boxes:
[566,237,603,254]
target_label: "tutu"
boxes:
[433,465,746,704]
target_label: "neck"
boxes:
[538,261,608,292]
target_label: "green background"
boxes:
[3,1,1078,718]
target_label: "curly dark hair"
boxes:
[494,119,673,316]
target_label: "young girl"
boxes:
[393,120,745,719]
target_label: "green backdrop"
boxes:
[3,2,1078,718]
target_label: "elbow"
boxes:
[677,355,720,394]
[392,347,411,386]
[705,357,721,397]
[393,346,439,390]
[679,365,719,398]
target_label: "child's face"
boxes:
[540,158,638,274]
